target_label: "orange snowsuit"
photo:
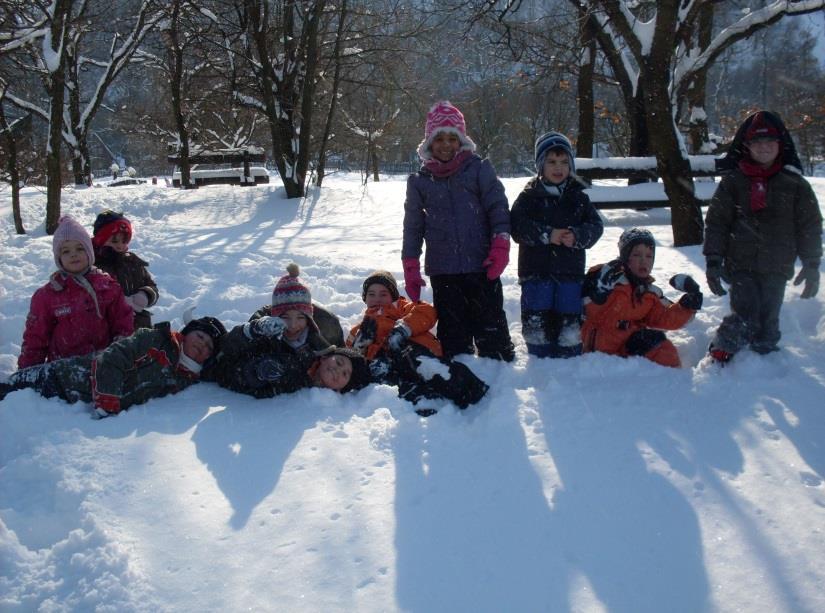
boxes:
[346,297,443,360]
[581,267,695,368]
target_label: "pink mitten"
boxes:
[483,236,510,280]
[402,258,426,302]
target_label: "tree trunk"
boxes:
[315,0,347,187]
[686,4,714,154]
[0,104,25,234]
[576,13,596,157]
[166,1,192,189]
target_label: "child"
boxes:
[1,315,226,417]
[704,110,822,362]
[248,264,344,350]
[209,314,371,398]
[402,101,515,362]
[92,210,159,329]
[511,131,604,357]
[18,216,135,369]
[581,228,703,368]
[347,270,489,411]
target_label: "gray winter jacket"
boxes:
[402,154,510,276]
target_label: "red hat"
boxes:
[271,264,314,318]
[92,210,133,248]
[416,101,477,160]
[744,112,780,142]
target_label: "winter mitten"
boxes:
[670,274,703,310]
[386,321,412,353]
[793,260,820,299]
[243,316,286,339]
[94,391,122,416]
[352,317,377,353]
[402,258,426,302]
[588,259,624,304]
[124,291,149,312]
[678,291,703,310]
[705,257,727,297]
[482,235,510,280]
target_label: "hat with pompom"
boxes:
[271,264,314,318]
[417,101,477,161]
[53,215,95,270]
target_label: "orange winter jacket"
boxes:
[581,268,694,360]
[346,297,443,359]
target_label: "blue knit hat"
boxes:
[535,131,576,175]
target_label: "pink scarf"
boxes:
[424,150,472,178]
[738,158,782,213]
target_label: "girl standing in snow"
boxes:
[18,216,134,369]
[402,101,515,362]
[92,210,159,330]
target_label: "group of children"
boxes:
[0,104,821,417]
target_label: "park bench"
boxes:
[168,146,269,187]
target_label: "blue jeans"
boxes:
[520,279,583,358]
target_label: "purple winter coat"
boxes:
[402,154,510,276]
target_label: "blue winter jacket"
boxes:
[402,154,510,276]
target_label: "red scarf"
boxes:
[423,150,472,178]
[738,158,782,213]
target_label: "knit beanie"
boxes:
[362,270,400,302]
[271,264,314,318]
[330,347,372,394]
[92,210,133,248]
[744,111,781,142]
[535,131,576,175]
[53,215,95,270]
[416,101,477,161]
[181,316,227,352]
[618,227,656,263]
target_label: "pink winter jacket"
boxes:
[19,269,135,368]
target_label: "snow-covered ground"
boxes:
[1,173,824,612]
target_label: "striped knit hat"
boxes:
[417,101,477,161]
[271,264,314,318]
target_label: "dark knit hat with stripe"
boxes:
[535,131,576,175]
[330,347,372,394]
[362,270,400,302]
[181,316,227,352]
[271,264,314,318]
[92,210,133,248]
[618,227,656,263]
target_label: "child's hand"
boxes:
[386,322,412,353]
[483,235,510,280]
[670,274,703,310]
[550,228,575,247]
[403,258,426,302]
[587,259,624,304]
[352,318,377,353]
[244,316,286,339]
[124,291,149,312]
[794,261,820,299]
[705,257,727,296]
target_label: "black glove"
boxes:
[244,316,286,339]
[352,317,377,353]
[586,259,624,305]
[794,261,820,299]
[678,292,703,310]
[670,274,703,310]
[705,257,727,297]
[386,322,411,353]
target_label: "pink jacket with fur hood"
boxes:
[19,270,135,368]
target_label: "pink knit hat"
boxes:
[271,263,314,318]
[53,215,95,270]
[417,100,477,160]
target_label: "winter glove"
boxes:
[94,391,122,417]
[670,274,703,310]
[124,291,149,312]
[586,259,624,305]
[352,317,377,353]
[706,257,727,297]
[402,258,426,302]
[483,234,510,280]
[386,321,412,353]
[793,261,820,299]
[243,316,286,340]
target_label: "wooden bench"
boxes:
[167,146,269,187]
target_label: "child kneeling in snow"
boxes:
[346,270,488,410]
[1,315,226,417]
[581,228,703,368]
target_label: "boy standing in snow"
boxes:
[581,228,703,368]
[18,216,135,369]
[92,210,159,329]
[402,101,515,362]
[511,132,603,357]
[2,314,226,417]
[704,110,822,363]
[347,270,489,411]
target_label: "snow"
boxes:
[1,173,825,612]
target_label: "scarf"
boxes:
[738,158,782,213]
[423,150,472,178]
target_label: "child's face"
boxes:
[181,330,214,364]
[430,131,461,162]
[59,240,90,274]
[365,283,394,308]
[104,232,130,253]
[746,138,780,168]
[625,244,654,279]
[280,309,308,340]
[317,354,353,391]
[542,150,571,184]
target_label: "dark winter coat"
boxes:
[19,269,135,368]
[95,247,159,329]
[8,323,201,411]
[249,303,343,348]
[511,177,604,281]
[402,154,510,276]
